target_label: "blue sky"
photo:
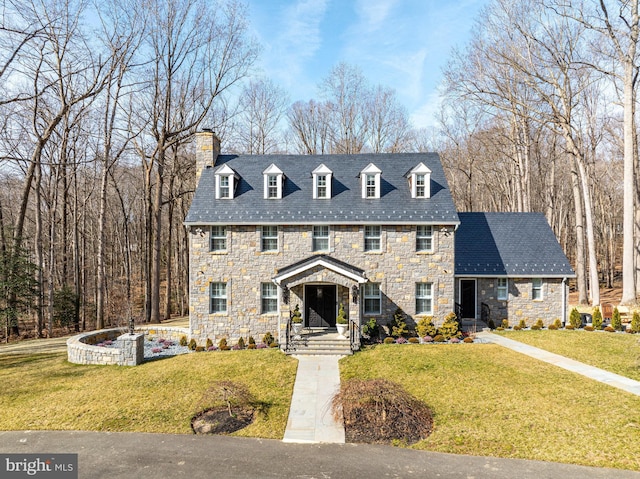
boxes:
[245,0,488,128]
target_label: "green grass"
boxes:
[497,330,640,381]
[0,350,297,438]
[340,344,640,471]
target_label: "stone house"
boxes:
[185,131,575,349]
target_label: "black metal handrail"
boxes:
[349,318,360,352]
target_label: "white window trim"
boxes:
[360,163,381,199]
[210,282,227,314]
[416,225,433,252]
[312,164,333,199]
[532,278,543,301]
[261,225,279,252]
[263,164,284,199]
[363,283,381,315]
[261,282,278,314]
[312,225,330,252]
[214,165,238,199]
[364,225,382,252]
[416,282,433,315]
[407,162,431,199]
[210,225,227,252]
[497,278,508,301]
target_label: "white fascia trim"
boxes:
[274,258,368,286]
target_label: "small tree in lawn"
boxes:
[631,311,640,333]
[389,308,409,338]
[611,307,622,331]
[592,306,602,330]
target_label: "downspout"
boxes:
[562,277,567,326]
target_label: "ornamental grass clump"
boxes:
[332,378,433,445]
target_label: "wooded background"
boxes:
[0,0,636,339]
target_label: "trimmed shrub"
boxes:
[269,342,279,348]
[631,311,640,334]
[463,337,474,343]
[396,337,408,344]
[604,325,615,332]
[488,319,496,330]
[565,324,575,330]
[206,338,213,350]
[592,306,603,330]
[450,337,461,344]
[408,337,419,344]
[438,312,461,340]
[518,319,527,329]
[569,308,581,329]
[534,319,544,329]
[195,346,205,352]
[513,325,522,331]
[531,324,541,330]
[496,327,505,331]
[553,318,562,329]
[263,332,274,345]
[179,335,188,347]
[247,344,257,349]
[237,337,246,349]
[433,334,445,342]
[389,308,409,338]
[188,338,197,351]
[218,337,228,350]
[501,319,509,329]
[248,336,256,345]
[416,317,437,338]
[612,308,622,331]
[422,335,433,343]
[548,324,558,330]
[584,325,595,331]
[383,337,395,344]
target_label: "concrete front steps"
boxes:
[286,329,353,356]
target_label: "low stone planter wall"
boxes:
[67,326,189,366]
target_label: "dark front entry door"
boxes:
[305,285,337,327]
[460,279,476,319]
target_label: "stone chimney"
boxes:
[195,129,221,184]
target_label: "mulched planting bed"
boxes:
[191,406,255,435]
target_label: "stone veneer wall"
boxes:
[467,277,566,326]
[189,224,455,345]
[67,327,188,366]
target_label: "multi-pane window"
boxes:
[416,174,426,197]
[532,278,543,300]
[210,282,227,313]
[261,226,278,251]
[261,282,278,314]
[210,226,227,252]
[497,278,508,301]
[415,283,433,315]
[416,225,433,252]
[365,174,376,198]
[219,176,230,198]
[312,225,329,252]
[267,175,278,198]
[317,175,327,198]
[364,225,381,252]
[364,283,381,315]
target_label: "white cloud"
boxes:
[410,89,443,129]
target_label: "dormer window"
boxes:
[263,164,284,199]
[312,164,333,199]
[407,162,431,199]
[360,163,381,199]
[214,164,238,199]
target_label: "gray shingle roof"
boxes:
[455,212,575,277]
[185,153,459,225]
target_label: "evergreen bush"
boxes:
[416,317,437,338]
[188,338,197,351]
[612,307,622,331]
[569,308,581,329]
[438,312,461,340]
[388,308,409,338]
[592,306,603,330]
[501,319,509,329]
[631,311,640,334]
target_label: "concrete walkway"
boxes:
[478,332,640,396]
[283,355,345,444]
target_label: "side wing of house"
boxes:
[454,212,575,326]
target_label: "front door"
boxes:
[305,285,337,327]
[459,279,477,319]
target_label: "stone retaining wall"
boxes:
[67,326,189,366]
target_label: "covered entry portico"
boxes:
[273,255,368,351]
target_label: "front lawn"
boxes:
[0,350,297,437]
[340,344,640,471]
[497,329,640,381]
